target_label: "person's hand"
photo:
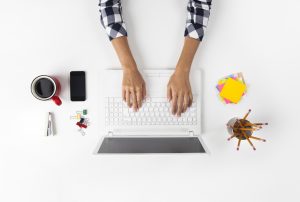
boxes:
[167,68,193,116]
[122,68,146,111]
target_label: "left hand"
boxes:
[167,68,193,116]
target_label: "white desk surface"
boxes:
[0,0,300,202]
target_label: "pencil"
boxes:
[232,120,247,128]
[242,109,251,120]
[241,131,256,150]
[230,126,242,133]
[236,120,245,128]
[235,128,258,132]
[252,123,268,126]
[244,123,263,129]
[249,136,266,142]
[227,133,239,141]
[244,122,266,126]
[237,137,241,151]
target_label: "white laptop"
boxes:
[95,68,207,154]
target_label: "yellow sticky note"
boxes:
[219,78,246,104]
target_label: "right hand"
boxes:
[167,68,193,117]
[122,68,146,111]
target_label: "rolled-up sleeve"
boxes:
[99,0,127,41]
[184,0,212,41]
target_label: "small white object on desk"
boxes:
[46,112,55,136]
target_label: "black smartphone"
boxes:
[70,71,86,101]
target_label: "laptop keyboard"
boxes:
[105,97,197,126]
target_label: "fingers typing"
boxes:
[177,94,184,116]
[125,89,131,108]
[171,93,178,115]
[136,87,142,109]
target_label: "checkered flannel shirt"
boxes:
[99,0,212,41]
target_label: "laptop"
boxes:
[95,68,208,154]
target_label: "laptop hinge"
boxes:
[109,128,191,137]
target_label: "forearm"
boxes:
[112,37,146,110]
[111,36,137,71]
[176,37,200,73]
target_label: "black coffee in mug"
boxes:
[34,78,55,98]
[31,75,62,105]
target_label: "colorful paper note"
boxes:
[219,78,246,104]
[216,73,247,104]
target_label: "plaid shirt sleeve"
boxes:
[99,0,127,41]
[185,0,212,41]
[99,0,212,42]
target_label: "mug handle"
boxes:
[52,96,62,106]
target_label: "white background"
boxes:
[0,0,300,201]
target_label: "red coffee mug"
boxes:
[31,75,62,106]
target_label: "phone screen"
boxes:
[70,71,86,101]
